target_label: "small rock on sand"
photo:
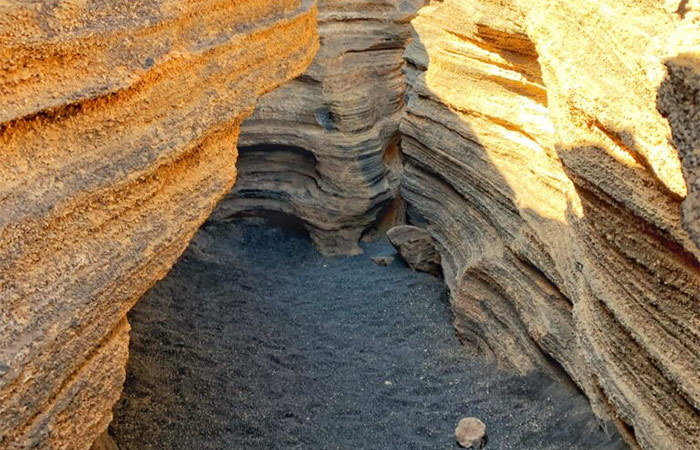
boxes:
[371,255,395,266]
[386,225,441,276]
[455,417,487,448]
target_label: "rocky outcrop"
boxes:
[387,225,441,275]
[0,1,318,449]
[401,1,700,449]
[210,0,426,255]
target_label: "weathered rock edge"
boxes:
[0,1,318,449]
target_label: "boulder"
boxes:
[387,225,442,276]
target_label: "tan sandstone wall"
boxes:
[211,0,426,256]
[401,1,700,449]
[0,1,318,448]
[2,0,698,449]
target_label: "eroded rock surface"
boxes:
[2,0,698,449]
[0,1,318,449]
[387,225,441,275]
[210,0,426,255]
[401,1,700,449]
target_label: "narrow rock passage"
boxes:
[111,220,626,450]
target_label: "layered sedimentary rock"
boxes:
[210,0,425,255]
[387,225,441,275]
[401,1,700,449]
[0,2,318,449]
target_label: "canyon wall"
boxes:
[210,0,425,256]
[401,1,700,449]
[1,0,697,449]
[0,1,318,449]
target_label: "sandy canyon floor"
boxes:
[110,220,627,450]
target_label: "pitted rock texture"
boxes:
[0,1,318,449]
[210,0,426,256]
[401,1,700,449]
[658,1,700,249]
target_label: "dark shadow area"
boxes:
[208,143,321,234]
[227,209,311,237]
[657,54,700,249]
[110,220,623,450]
[238,143,318,161]
[230,144,320,208]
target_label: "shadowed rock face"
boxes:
[212,0,426,256]
[658,3,700,249]
[0,1,318,449]
[400,1,700,449]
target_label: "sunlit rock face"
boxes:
[211,0,426,256]
[401,1,700,449]
[0,1,318,449]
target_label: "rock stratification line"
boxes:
[0,1,318,449]
[211,0,426,256]
[400,1,700,449]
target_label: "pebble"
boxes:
[455,417,487,449]
[371,255,395,266]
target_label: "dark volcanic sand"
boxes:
[111,220,626,450]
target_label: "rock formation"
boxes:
[89,431,119,450]
[387,225,441,275]
[400,1,700,449]
[2,0,699,449]
[0,1,318,449]
[209,0,426,256]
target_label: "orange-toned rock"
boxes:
[0,1,318,449]
[401,1,700,449]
